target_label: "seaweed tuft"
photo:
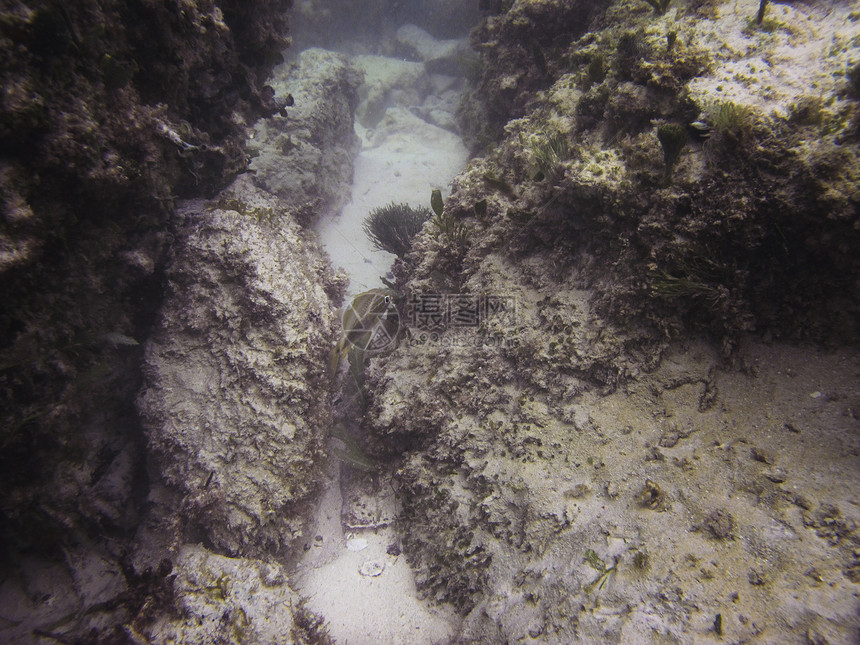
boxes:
[656,123,688,181]
[644,0,672,15]
[363,202,432,258]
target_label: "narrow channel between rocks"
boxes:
[289,33,470,644]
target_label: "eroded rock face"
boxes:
[249,48,362,224]
[148,544,332,645]
[0,0,297,596]
[365,0,860,642]
[468,0,614,141]
[395,24,470,76]
[138,176,338,558]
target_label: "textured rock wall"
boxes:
[249,48,362,224]
[468,0,613,142]
[137,176,339,559]
[365,0,860,642]
[0,0,296,572]
[0,2,354,641]
[455,0,860,347]
[147,539,333,643]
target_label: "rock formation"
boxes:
[365,0,860,642]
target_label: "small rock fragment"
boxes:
[359,560,385,577]
[765,467,787,483]
[258,562,285,587]
[636,479,665,510]
[565,484,590,499]
[659,432,680,448]
[704,509,735,540]
[750,446,773,464]
[346,537,368,552]
[748,569,765,586]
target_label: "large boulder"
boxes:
[249,48,362,224]
[138,176,339,558]
[0,0,295,596]
[147,544,332,644]
[364,0,860,642]
[395,23,470,76]
[352,54,430,128]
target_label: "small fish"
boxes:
[101,331,139,347]
[328,289,399,378]
[688,119,712,141]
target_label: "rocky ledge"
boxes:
[365,0,860,642]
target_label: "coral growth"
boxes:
[363,202,432,257]
[365,1,860,643]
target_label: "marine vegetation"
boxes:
[328,290,397,472]
[431,188,445,217]
[644,0,672,15]
[757,0,769,25]
[363,202,432,257]
[584,549,618,596]
[656,123,688,181]
[846,62,860,97]
[330,422,376,472]
[708,100,753,135]
[529,132,571,182]
[650,269,718,301]
[429,189,469,248]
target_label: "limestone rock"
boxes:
[364,1,860,643]
[249,48,362,224]
[395,23,470,75]
[148,544,331,644]
[138,176,338,558]
[352,55,431,128]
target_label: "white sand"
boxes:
[314,107,468,295]
[301,55,468,644]
[294,459,459,644]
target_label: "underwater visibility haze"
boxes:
[0,0,859,643]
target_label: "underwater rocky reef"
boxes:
[364,0,860,642]
[0,0,341,642]
[0,0,858,643]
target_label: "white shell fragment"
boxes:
[346,537,368,552]
[359,559,385,577]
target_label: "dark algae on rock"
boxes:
[0,0,346,642]
[2,0,860,642]
[363,0,860,643]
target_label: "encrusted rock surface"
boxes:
[148,544,332,644]
[352,55,430,128]
[0,4,356,639]
[0,9,300,626]
[370,335,860,642]
[395,23,470,75]
[138,175,339,559]
[0,0,294,272]
[364,0,860,642]
[249,48,363,224]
